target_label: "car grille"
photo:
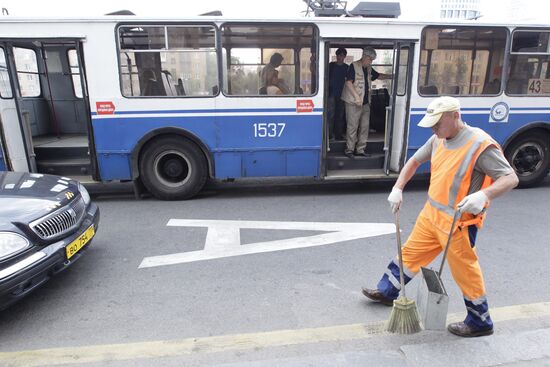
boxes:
[30,197,87,240]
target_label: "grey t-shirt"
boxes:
[412,124,514,193]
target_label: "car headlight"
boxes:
[78,183,91,205]
[0,232,30,260]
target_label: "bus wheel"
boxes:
[139,137,208,200]
[505,132,550,188]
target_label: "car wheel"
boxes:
[505,132,550,188]
[139,137,208,200]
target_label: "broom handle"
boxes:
[438,210,461,277]
[395,210,407,299]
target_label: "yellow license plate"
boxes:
[66,225,95,260]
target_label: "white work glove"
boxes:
[387,187,403,214]
[457,191,488,215]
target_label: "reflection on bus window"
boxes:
[506,30,550,96]
[221,24,318,96]
[14,47,41,98]
[0,48,13,98]
[418,26,507,96]
[118,25,218,97]
[67,49,83,98]
[397,47,409,96]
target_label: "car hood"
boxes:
[0,171,80,225]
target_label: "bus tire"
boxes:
[505,131,550,188]
[139,136,208,200]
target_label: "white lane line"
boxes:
[1,302,549,367]
[139,220,396,268]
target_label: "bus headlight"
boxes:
[0,232,30,260]
[78,183,90,205]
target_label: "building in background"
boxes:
[440,0,481,19]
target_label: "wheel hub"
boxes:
[153,150,192,187]
[512,143,544,176]
[164,158,184,177]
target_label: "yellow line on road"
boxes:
[1,301,549,367]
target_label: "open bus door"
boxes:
[0,43,31,172]
[73,41,98,181]
[0,134,5,171]
[384,41,414,175]
[0,39,94,179]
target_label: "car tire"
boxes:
[505,132,550,188]
[139,136,208,200]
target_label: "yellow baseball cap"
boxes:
[418,96,461,128]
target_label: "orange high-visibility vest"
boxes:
[422,127,498,233]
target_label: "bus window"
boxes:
[118,25,218,97]
[13,47,41,97]
[418,26,507,96]
[0,48,12,99]
[221,23,318,96]
[506,30,550,96]
[67,49,83,98]
[225,47,262,95]
[370,49,393,91]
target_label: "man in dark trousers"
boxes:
[362,96,519,337]
[327,47,348,140]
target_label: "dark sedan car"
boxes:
[0,171,99,310]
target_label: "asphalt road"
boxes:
[1,177,549,366]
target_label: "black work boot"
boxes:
[447,322,494,337]
[361,288,394,306]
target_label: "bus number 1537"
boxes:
[253,123,286,138]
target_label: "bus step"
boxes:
[33,146,89,161]
[36,158,92,176]
[328,140,384,154]
[326,153,385,170]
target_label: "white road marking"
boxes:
[139,219,395,268]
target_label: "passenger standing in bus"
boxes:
[341,47,391,158]
[327,48,348,140]
[361,96,519,337]
[260,53,290,95]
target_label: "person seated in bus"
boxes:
[327,47,348,140]
[266,70,284,95]
[260,52,290,94]
[341,47,392,158]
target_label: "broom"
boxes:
[385,209,422,334]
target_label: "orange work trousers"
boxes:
[400,209,487,301]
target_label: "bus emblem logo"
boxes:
[490,102,509,123]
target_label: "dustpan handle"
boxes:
[438,210,461,277]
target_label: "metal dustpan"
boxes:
[417,211,460,330]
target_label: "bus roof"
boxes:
[0,15,548,28]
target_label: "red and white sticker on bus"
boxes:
[296,99,314,113]
[96,101,115,115]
